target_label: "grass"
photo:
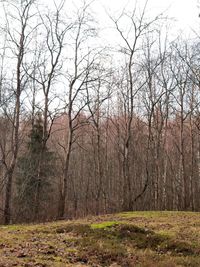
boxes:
[0,211,200,266]
[91,221,119,229]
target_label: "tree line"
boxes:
[0,0,200,224]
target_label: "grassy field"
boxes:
[0,211,200,266]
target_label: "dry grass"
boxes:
[0,211,200,266]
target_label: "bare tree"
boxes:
[110,1,162,210]
[57,2,99,218]
[1,0,35,224]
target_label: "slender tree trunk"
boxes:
[58,119,73,218]
[4,39,22,224]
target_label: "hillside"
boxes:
[0,211,200,267]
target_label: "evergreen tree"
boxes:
[16,114,54,222]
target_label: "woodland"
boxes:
[0,0,200,225]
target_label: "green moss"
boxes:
[0,212,200,266]
[91,221,119,229]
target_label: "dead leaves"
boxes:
[0,212,200,266]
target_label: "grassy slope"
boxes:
[0,212,200,267]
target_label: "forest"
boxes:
[0,0,200,225]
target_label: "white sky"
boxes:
[41,0,200,46]
[44,0,199,30]
[96,0,199,36]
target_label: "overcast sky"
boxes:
[40,0,200,46]
[94,0,198,24]
[96,0,199,42]
[44,0,199,33]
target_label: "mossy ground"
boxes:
[0,211,200,266]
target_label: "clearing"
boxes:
[0,211,200,266]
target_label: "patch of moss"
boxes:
[91,221,119,229]
[0,212,200,266]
